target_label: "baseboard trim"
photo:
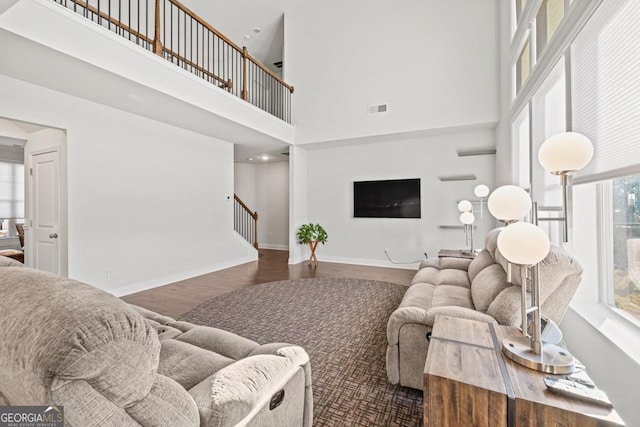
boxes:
[289,255,420,270]
[113,254,258,297]
[260,244,289,251]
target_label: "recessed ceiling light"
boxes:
[261,155,269,161]
[253,27,262,34]
[248,157,254,161]
[243,34,251,40]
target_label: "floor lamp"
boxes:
[497,222,575,374]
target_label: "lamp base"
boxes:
[502,336,575,374]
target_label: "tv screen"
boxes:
[353,178,421,218]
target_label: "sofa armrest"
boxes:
[188,345,313,427]
[387,305,497,345]
[425,306,498,325]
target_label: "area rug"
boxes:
[179,277,422,426]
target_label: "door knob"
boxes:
[49,233,58,239]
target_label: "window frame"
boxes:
[597,178,640,329]
[509,0,640,334]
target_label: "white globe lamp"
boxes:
[460,212,475,225]
[474,184,490,198]
[538,132,593,174]
[487,185,532,223]
[457,200,472,213]
[497,222,549,266]
[538,132,593,242]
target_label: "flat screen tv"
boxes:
[353,178,421,218]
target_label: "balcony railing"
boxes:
[51,0,294,122]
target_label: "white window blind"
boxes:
[0,160,24,219]
[572,0,640,184]
[512,105,531,190]
[531,58,566,207]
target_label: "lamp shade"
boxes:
[457,200,473,213]
[497,222,550,265]
[538,132,593,174]
[474,184,490,198]
[487,185,532,222]
[460,211,475,225]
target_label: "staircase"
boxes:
[50,0,294,122]
[234,194,258,249]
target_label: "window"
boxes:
[516,39,530,95]
[0,159,24,238]
[512,105,531,191]
[609,174,640,322]
[515,0,529,23]
[571,0,640,323]
[536,0,565,57]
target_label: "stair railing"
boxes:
[233,194,258,249]
[51,0,294,122]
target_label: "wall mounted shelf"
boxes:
[438,225,478,230]
[438,175,477,182]
[456,148,497,157]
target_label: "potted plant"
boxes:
[297,223,328,267]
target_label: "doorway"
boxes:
[0,117,67,275]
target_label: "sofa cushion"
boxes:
[467,250,495,283]
[470,264,510,313]
[398,282,435,311]
[432,285,474,310]
[159,340,236,390]
[411,268,471,288]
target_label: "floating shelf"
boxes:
[439,175,477,182]
[438,225,478,230]
[456,148,497,157]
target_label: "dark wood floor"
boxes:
[122,249,416,318]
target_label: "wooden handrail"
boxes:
[167,0,293,93]
[73,0,154,45]
[246,53,294,93]
[234,194,258,249]
[163,47,232,89]
[234,194,257,220]
[54,0,293,122]
[167,0,244,52]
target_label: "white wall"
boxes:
[289,146,308,263]
[255,161,289,250]
[234,161,289,250]
[234,162,256,209]
[285,0,500,145]
[295,127,496,267]
[0,74,255,295]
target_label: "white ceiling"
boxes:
[181,0,299,76]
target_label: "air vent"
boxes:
[368,104,388,114]
[273,61,283,69]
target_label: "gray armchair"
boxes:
[0,260,313,426]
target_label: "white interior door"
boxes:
[31,150,60,273]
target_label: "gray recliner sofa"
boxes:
[0,257,313,426]
[386,228,583,390]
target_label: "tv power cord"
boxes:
[384,248,428,265]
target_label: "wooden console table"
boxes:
[424,315,624,426]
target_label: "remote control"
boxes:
[544,378,613,407]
